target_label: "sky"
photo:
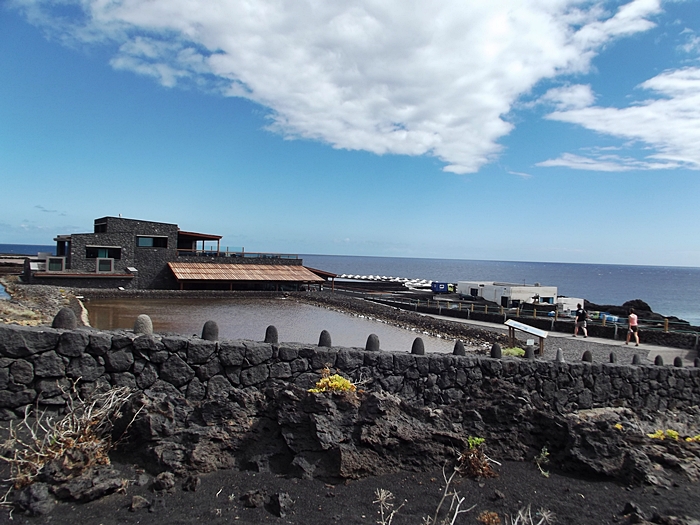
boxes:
[1,0,700,267]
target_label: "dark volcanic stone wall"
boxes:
[0,323,698,420]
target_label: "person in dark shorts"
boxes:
[574,303,588,337]
[626,307,640,346]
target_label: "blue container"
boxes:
[431,282,450,293]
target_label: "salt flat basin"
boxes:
[86,296,456,354]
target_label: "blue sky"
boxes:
[2,0,700,266]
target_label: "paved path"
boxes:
[423,313,699,366]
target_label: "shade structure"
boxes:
[168,262,325,286]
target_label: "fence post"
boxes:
[664,318,669,333]
[484,305,488,313]
[471,304,474,312]
[500,306,504,315]
[533,308,537,319]
[602,317,606,327]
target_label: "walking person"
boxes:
[574,303,588,337]
[626,307,640,346]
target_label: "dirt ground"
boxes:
[2,455,699,525]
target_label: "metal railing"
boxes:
[177,249,298,260]
[367,294,700,336]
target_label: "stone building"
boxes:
[23,216,326,290]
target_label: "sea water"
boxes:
[0,244,55,256]
[302,255,700,326]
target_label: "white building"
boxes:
[457,281,558,308]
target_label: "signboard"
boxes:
[504,319,548,339]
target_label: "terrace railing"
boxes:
[176,249,298,260]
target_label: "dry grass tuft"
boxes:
[0,384,138,504]
[507,505,556,524]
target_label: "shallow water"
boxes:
[86,297,456,353]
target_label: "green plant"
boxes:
[457,437,498,479]
[534,447,550,478]
[502,347,525,357]
[647,429,680,441]
[467,436,485,449]
[308,367,357,393]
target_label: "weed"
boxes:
[0,384,139,505]
[502,347,525,357]
[647,429,680,441]
[506,505,556,524]
[421,466,476,525]
[308,367,357,393]
[373,488,405,525]
[456,437,498,479]
[534,447,550,478]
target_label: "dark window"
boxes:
[97,259,113,272]
[470,288,479,296]
[137,236,168,248]
[47,258,64,271]
[86,247,121,259]
[94,222,107,233]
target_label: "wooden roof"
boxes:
[177,230,222,241]
[168,262,324,282]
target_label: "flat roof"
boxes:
[177,230,223,241]
[168,262,324,282]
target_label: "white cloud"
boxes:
[540,84,596,110]
[541,67,700,171]
[12,0,663,173]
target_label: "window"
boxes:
[96,258,113,272]
[86,246,121,259]
[94,222,107,233]
[136,236,168,248]
[47,257,64,271]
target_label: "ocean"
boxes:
[301,255,700,326]
[2,244,698,326]
[0,244,55,256]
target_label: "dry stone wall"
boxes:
[0,323,699,420]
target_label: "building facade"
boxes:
[24,217,325,290]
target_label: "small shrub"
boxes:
[308,367,357,394]
[534,447,550,478]
[457,437,498,479]
[502,347,525,357]
[647,429,681,441]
